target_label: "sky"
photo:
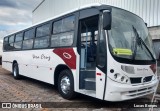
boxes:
[0,0,43,40]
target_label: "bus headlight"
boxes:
[121,76,125,81]
[113,73,130,84]
[114,73,118,79]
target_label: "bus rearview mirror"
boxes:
[103,11,111,30]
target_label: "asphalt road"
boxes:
[0,66,159,111]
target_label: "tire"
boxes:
[58,69,76,99]
[12,63,21,79]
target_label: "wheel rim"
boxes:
[60,76,70,94]
[13,66,17,77]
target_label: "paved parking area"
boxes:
[0,66,158,111]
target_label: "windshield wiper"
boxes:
[132,25,155,61]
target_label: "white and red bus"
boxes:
[2,4,158,101]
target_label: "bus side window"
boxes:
[14,32,23,50]
[51,15,75,47]
[53,20,62,34]
[22,29,35,50]
[3,37,9,51]
[22,39,33,50]
[62,16,75,32]
[34,23,50,49]
[14,42,22,50]
[9,35,14,43]
[7,35,15,51]
[34,37,49,49]
[24,28,35,40]
[36,23,50,38]
[15,32,23,42]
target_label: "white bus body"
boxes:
[2,5,158,101]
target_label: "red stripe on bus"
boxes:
[53,48,76,69]
[96,73,101,76]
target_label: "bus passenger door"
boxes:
[96,14,107,100]
[78,13,107,99]
[78,15,99,95]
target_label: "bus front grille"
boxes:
[144,76,152,82]
[130,77,142,84]
[130,76,152,84]
[125,86,155,97]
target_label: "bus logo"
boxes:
[63,52,72,59]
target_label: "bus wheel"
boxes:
[58,69,76,99]
[13,63,21,79]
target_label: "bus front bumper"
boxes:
[104,77,158,101]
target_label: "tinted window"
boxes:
[4,37,8,44]
[9,35,14,43]
[53,20,62,34]
[4,37,8,42]
[4,44,10,51]
[15,33,23,42]
[51,31,74,47]
[51,35,59,47]
[36,23,50,37]
[53,16,75,34]
[14,41,22,50]
[22,39,33,50]
[59,32,74,46]
[24,29,35,40]
[34,36,49,48]
[62,16,75,32]
[6,43,14,50]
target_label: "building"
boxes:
[32,0,160,39]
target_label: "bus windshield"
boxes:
[108,8,156,61]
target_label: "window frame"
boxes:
[9,35,15,44]
[36,22,51,38]
[24,28,35,40]
[51,15,75,48]
[4,35,15,51]
[34,36,50,49]
[51,31,74,47]
[62,15,75,32]
[4,37,9,43]
[12,31,24,51]
[3,13,77,52]
[22,39,34,50]
[33,22,51,49]
[13,41,23,51]
[15,32,23,42]
[3,37,9,51]
[52,19,63,34]
[22,28,36,50]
